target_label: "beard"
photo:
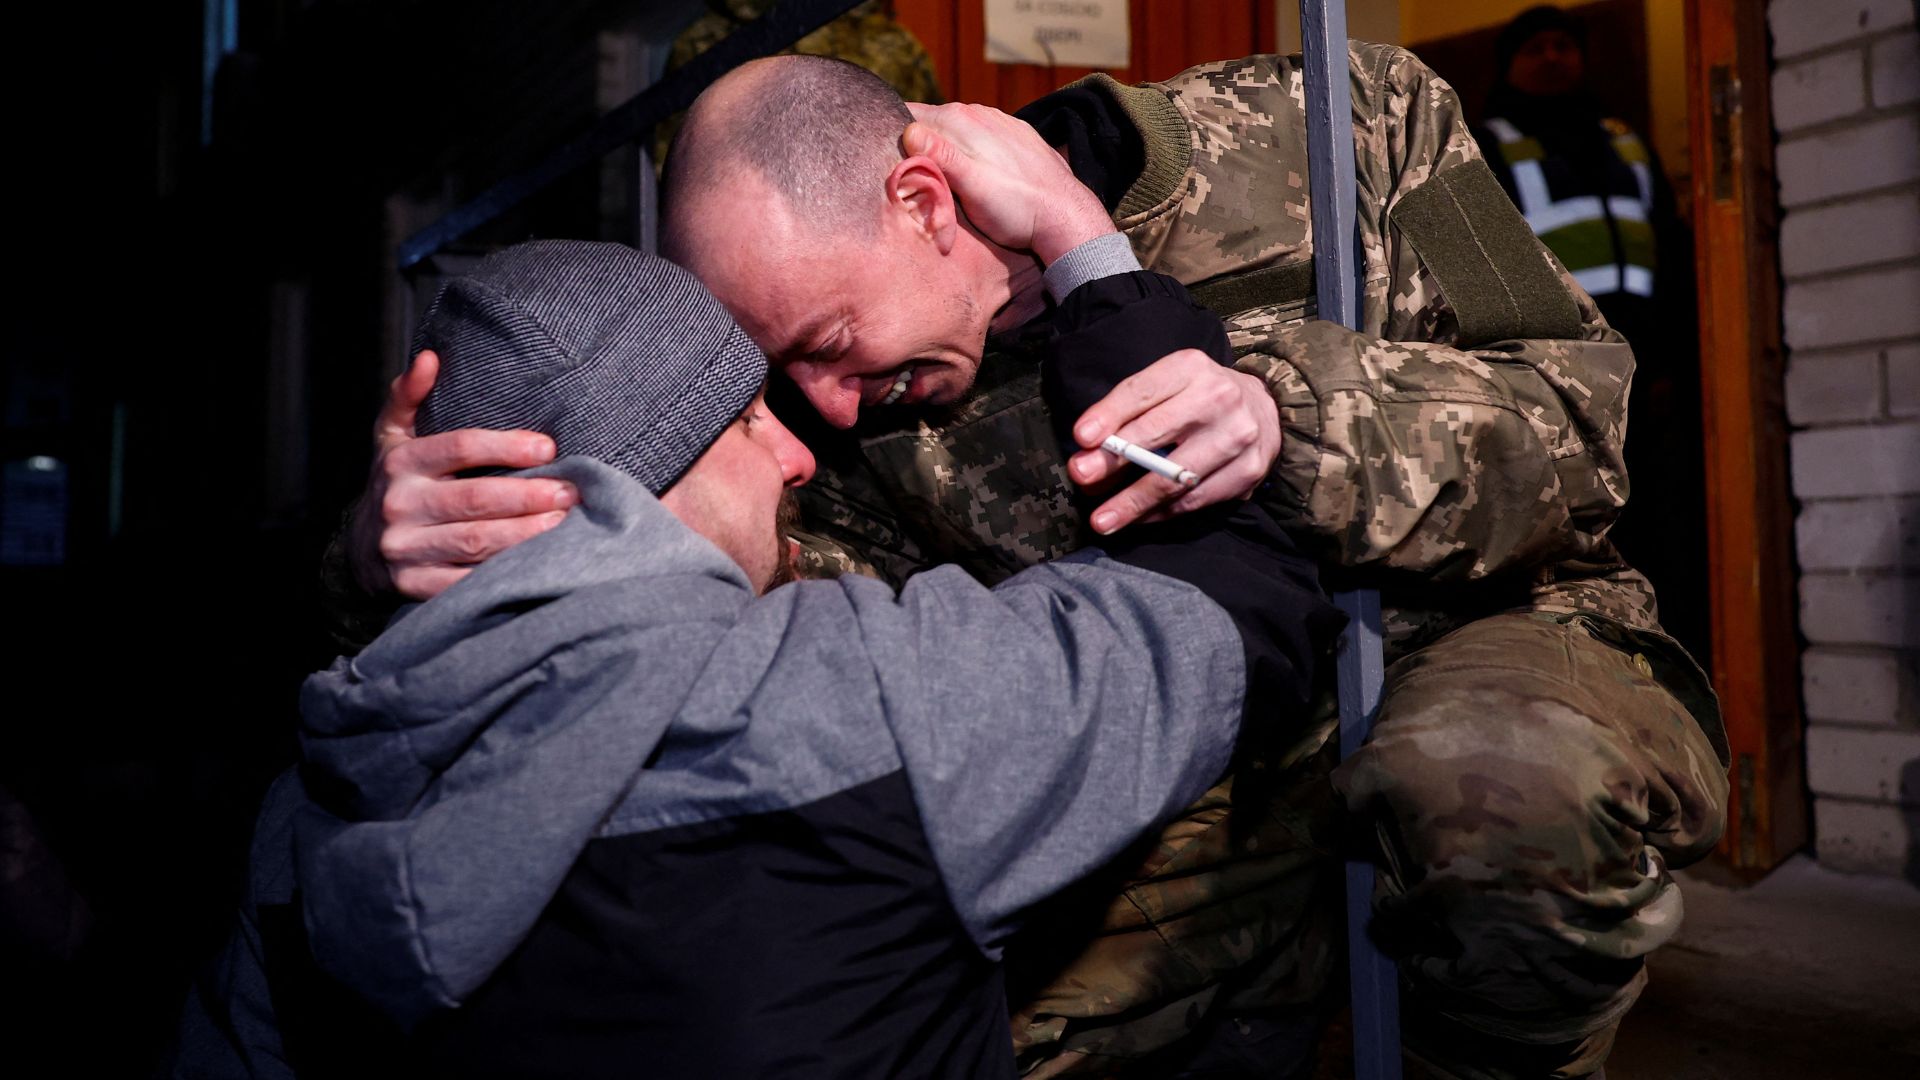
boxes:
[763,489,803,591]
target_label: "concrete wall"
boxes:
[1769,0,1920,878]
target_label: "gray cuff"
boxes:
[1043,232,1142,302]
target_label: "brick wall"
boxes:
[1769,0,1919,878]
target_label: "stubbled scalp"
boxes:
[661,54,912,264]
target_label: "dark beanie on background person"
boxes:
[415,240,767,496]
[1494,4,1587,80]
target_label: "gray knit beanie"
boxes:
[415,240,768,495]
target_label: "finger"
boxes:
[1161,455,1266,516]
[1087,472,1191,534]
[1082,409,1268,531]
[901,118,934,158]
[410,475,579,527]
[904,101,935,121]
[1070,349,1214,449]
[902,120,962,174]
[387,427,557,481]
[1066,446,1122,488]
[380,511,570,571]
[1071,417,1260,512]
[375,350,440,451]
[1069,381,1245,490]
[1113,403,1257,481]
[391,565,472,602]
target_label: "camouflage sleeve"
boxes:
[1240,46,1633,581]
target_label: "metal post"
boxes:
[1299,2,1400,1078]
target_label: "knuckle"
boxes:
[376,532,407,565]
[451,525,491,563]
[446,430,483,462]
[452,485,489,521]
[379,488,409,525]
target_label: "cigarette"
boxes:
[1101,435,1199,487]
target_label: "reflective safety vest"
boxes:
[1484,116,1657,299]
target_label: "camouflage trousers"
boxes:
[1010,611,1728,1079]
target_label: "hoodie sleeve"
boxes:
[837,554,1253,956]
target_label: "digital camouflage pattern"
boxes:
[787,43,1727,1078]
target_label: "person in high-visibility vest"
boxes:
[1476,4,1710,662]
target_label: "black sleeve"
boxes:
[1040,269,1234,458]
[1015,83,1145,212]
[1098,507,1345,723]
[1039,270,1346,720]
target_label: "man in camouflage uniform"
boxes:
[342,46,1728,1080]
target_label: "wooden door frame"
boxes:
[1685,0,1807,872]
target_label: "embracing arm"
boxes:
[844,532,1337,955]
[317,351,580,650]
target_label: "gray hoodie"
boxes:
[289,456,1248,1037]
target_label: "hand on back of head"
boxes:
[900,101,1116,264]
[347,349,576,601]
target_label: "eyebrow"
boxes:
[781,316,838,362]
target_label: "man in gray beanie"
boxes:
[173,239,1343,1078]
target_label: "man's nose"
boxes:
[783,361,862,429]
[761,406,818,488]
[781,434,817,488]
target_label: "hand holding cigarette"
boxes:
[1100,435,1199,488]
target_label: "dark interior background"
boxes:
[2,1,1712,1070]
[3,2,706,1070]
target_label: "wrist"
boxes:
[1043,233,1143,303]
[1032,199,1118,265]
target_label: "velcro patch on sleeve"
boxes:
[1390,158,1584,345]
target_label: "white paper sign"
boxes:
[984,0,1131,69]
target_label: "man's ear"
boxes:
[886,155,958,255]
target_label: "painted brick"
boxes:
[1779,191,1920,278]
[1872,30,1920,107]
[1773,47,1867,131]
[1808,726,1920,801]
[1784,266,1920,348]
[1790,422,1920,497]
[1777,115,1920,207]
[1800,572,1920,646]
[1795,497,1920,570]
[1802,648,1918,725]
[1770,0,1915,59]
[1785,348,1883,423]
[1892,343,1920,416]
[1815,798,1920,877]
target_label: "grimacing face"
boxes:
[685,167,1048,430]
[659,390,816,594]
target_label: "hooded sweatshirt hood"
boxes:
[293,460,1254,1037]
[295,457,751,1027]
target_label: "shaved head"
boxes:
[658,54,1035,431]
[661,54,911,261]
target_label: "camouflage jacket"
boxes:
[788,43,1722,1074]
[794,43,1717,730]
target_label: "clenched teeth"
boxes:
[881,366,914,406]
